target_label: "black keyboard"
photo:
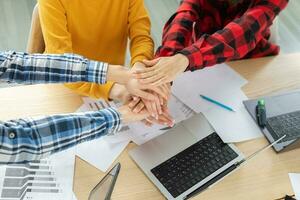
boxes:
[151,132,238,198]
[266,110,300,142]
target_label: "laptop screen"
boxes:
[88,174,114,200]
[88,163,120,200]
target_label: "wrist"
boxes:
[107,64,131,85]
[118,106,129,124]
[174,54,189,72]
[109,84,129,102]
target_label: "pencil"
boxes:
[200,94,236,112]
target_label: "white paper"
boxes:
[171,64,263,143]
[80,98,132,144]
[289,173,300,200]
[202,90,263,142]
[129,95,195,145]
[0,148,75,200]
[75,98,130,172]
[172,63,248,113]
[75,138,129,172]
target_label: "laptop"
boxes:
[243,90,300,152]
[129,113,284,199]
[88,163,121,200]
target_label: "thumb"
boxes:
[143,58,161,67]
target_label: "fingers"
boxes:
[141,119,153,127]
[133,68,157,79]
[159,112,175,127]
[158,92,164,106]
[128,97,140,109]
[132,100,145,113]
[139,74,166,85]
[154,93,162,115]
[148,86,168,101]
[152,78,168,87]
[147,112,174,127]
[134,89,156,101]
[142,58,160,67]
[150,99,158,117]
[162,83,172,100]
[146,116,165,126]
[143,99,156,117]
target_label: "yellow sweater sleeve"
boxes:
[128,0,154,66]
[38,0,114,99]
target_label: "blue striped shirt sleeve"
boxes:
[0,107,121,164]
[0,51,108,84]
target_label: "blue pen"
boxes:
[200,94,236,112]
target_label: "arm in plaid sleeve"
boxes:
[0,107,121,164]
[157,0,288,71]
[180,0,288,70]
[156,0,199,58]
[0,51,108,84]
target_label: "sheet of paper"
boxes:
[76,98,131,172]
[202,90,263,142]
[74,98,131,175]
[289,173,300,200]
[129,95,195,145]
[75,137,129,172]
[0,148,75,200]
[79,98,132,144]
[172,63,248,113]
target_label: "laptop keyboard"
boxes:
[151,132,238,198]
[266,110,300,142]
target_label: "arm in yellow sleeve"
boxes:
[128,0,154,66]
[38,0,114,99]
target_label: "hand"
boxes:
[128,95,161,117]
[126,62,168,101]
[133,54,189,85]
[128,96,174,127]
[127,83,171,117]
[140,84,171,117]
[118,104,174,127]
[130,63,171,116]
[125,78,168,101]
[109,84,132,104]
[118,105,149,123]
[143,107,175,127]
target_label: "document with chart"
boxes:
[0,149,75,200]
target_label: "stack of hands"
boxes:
[112,54,189,127]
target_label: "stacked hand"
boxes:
[133,54,189,85]
[108,54,189,127]
[128,62,174,127]
[127,54,189,126]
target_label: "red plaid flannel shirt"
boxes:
[156,0,289,71]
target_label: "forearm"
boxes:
[179,0,288,70]
[0,51,109,85]
[128,0,154,65]
[106,64,131,85]
[0,108,121,164]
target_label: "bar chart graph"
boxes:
[0,149,75,200]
